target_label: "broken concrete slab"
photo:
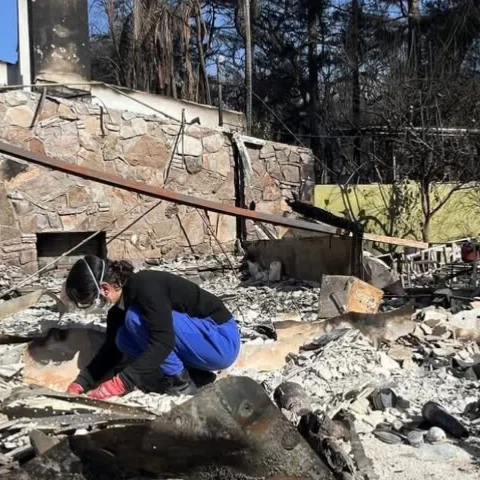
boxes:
[363,253,403,293]
[232,304,415,371]
[0,291,46,322]
[22,328,105,392]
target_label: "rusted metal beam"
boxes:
[0,141,342,236]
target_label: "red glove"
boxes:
[67,383,84,395]
[88,376,127,400]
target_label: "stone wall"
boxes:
[0,90,315,273]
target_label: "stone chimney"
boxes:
[29,0,91,85]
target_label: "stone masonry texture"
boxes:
[0,91,315,272]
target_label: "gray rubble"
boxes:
[0,254,479,478]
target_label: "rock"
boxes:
[259,143,275,159]
[29,138,46,155]
[407,430,424,448]
[203,150,231,176]
[125,135,170,169]
[105,123,120,132]
[420,307,450,324]
[432,325,451,337]
[363,253,402,291]
[68,186,90,208]
[215,215,236,243]
[120,126,139,139]
[263,183,282,201]
[282,165,300,183]
[19,249,36,265]
[185,156,203,174]
[43,135,81,160]
[131,118,148,136]
[58,103,78,120]
[179,212,204,246]
[419,323,433,335]
[177,136,203,157]
[0,183,16,227]
[388,346,412,363]
[6,105,32,128]
[266,159,282,178]
[5,91,28,107]
[378,352,401,370]
[276,150,288,163]
[392,420,404,431]
[202,134,224,153]
[425,318,442,328]
[425,427,447,443]
[83,116,102,135]
[432,347,456,358]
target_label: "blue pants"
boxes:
[116,306,241,376]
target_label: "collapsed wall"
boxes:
[0,90,316,273]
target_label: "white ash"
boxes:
[112,390,189,415]
[0,308,106,338]
[233,328,480,433]
[1,257,322,344]
[0,344,26,366]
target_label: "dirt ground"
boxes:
[363,435,480,480]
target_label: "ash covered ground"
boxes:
[0,255,479,479]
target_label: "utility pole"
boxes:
[243,0,253,135]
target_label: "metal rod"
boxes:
[181,109,186,169]
[0,141,342,237]
[164,112,186,184]
[0,200,148,299]
[196,209,236,272]
[29,88,46,128]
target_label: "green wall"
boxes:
[314,183,480,244]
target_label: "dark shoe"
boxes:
[187,367,217,388]
[162,369,198,396]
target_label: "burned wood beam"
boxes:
[0,141,342,237]
[287,199,364,235]
[287,199,428,249]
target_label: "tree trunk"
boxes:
[351,0,361,170]
[408,0,421,74]
[243,0,253,135]
[307,0,321,174]
[420,178,430,243]
[195,4,211,105]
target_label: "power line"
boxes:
[250,89,339,177]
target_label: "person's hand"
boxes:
[88,376,127,400]
[67,382,84,395]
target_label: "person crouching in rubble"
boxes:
[63,255,240,400]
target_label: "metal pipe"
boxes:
[0,141,342,237]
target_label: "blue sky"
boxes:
[0,0,18,63]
